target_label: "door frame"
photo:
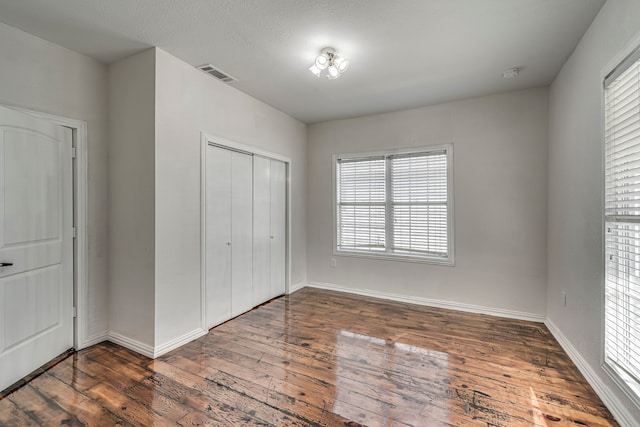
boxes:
[200,132,292,331]
[9,105,89,351]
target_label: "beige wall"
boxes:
[153,48,307,348]
[107,49,157,348]
[307,87,549,318]
[548,0,640,423]
[0,22,109,343]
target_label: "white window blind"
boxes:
[336,146,452,263]
[336,157,386,252]
[604,48,640,400]
[391,152,448,256]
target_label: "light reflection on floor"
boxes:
[334,329,450,426]
[530,386,548,427]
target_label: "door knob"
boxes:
[0,262,13,267]
[226,242,231,246]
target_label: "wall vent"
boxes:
[196,64,237,83]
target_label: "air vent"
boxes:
[196,64,237,83]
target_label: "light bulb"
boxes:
[315,53,329,70]
[308,64,321,77]
[326,65,340,79]
[334,57,350,73]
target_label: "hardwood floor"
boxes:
[0,288,619,426]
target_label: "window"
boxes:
[604,47,640,403]
[334,145,453,264]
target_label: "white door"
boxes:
[206,146,233,328]
[206,145,254,326]
[0,106,73,391]
[269,159,286,298]
[252,156,271,306]
[230,152,253,317]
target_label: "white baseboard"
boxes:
[153,328,208,358]
[305,281,545,322]
[78,331,109,350]
[288,282,307,294]
[106,328,209,359]
[106,332,155,359]
[545,319,637,427]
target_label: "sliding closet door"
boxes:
[206,146,232,328]
[230,152,254,317]
[270,159,286,298]
[253,156,271,306]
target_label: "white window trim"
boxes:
[600,32,640,411]
[332,144,455,266]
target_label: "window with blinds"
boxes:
[604,47,640,402]
[335,145,453,264]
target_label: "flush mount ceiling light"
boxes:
[309,47,350,80]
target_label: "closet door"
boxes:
[206,146,232,328]
[253,156,271,306]
[230,152,254,317]
[270,160,286,298]
[206,144,285,327]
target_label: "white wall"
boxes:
[547,0,640,423]
[107,49,157,348]
[154,48,307,348]
[0,22,109,343]
[307,87,548,319]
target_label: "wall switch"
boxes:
[330,258,337,268]
[562,291,567,307]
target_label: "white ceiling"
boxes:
[0,0,605,124]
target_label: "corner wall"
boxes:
[547,0,640,424]
[154,48,307,349]
[108,49,156,350]
[306,87,549,319]
[0,22,109,344]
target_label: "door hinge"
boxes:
[71,147,77,159]
[72,227,77,238]
[72,307,77,318]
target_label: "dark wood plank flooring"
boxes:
[0,288,619,426]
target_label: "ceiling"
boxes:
[0,0,605,124]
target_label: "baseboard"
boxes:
[545,319,637,427]
[305,281,545,323]
[153,328,208,358]
[107,332,155,359]
[288,282,307,294]
[78,331,109,350]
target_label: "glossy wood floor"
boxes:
[0,288,619,426]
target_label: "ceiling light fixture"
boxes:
[309,47,349,80]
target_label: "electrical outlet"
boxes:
[330,258,337,268]
[562,291,567,307]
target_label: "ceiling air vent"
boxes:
[196,64,237,83]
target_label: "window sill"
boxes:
[603,361,640,411]
[333,249,454,266]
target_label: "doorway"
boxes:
[0,105,89,392]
